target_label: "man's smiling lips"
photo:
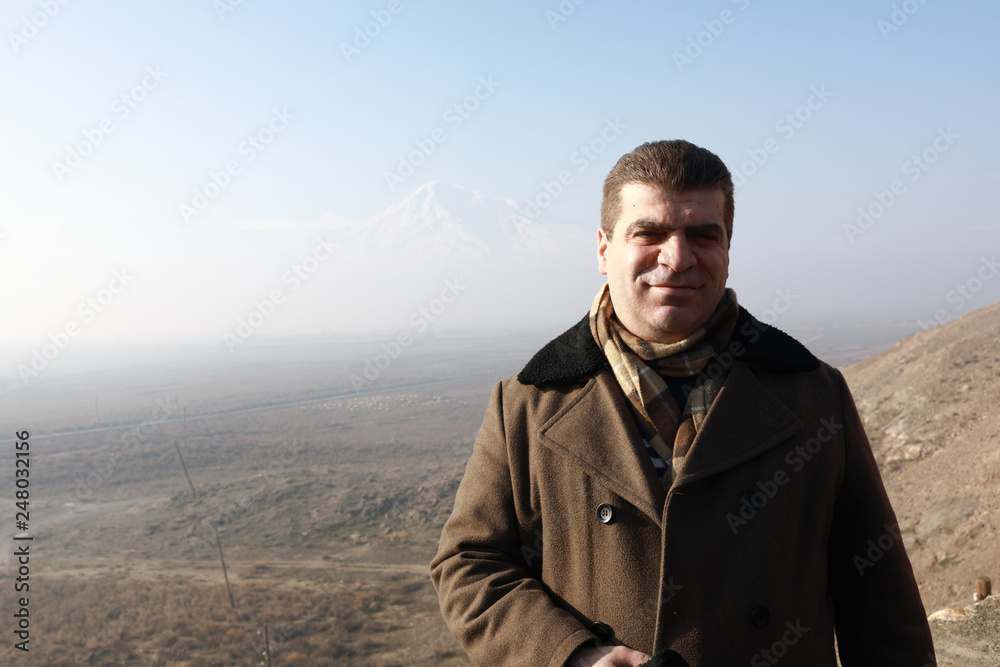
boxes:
[646,282,700,293]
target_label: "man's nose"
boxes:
[657,235,696,273]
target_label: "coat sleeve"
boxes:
[430,380,599,667]
[826,369,936,665]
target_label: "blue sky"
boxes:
[2,0,999,360]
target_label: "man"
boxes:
[430,140,935,666]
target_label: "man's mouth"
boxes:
[648,283,699,292]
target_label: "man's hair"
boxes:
[601,140,734,244]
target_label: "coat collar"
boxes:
[534,361,804,525]
[517,305,819,387]
[521,306,819,523]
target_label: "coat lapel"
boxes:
[519,305,819,518]
[537,372,667,526]
[671,362,802,489]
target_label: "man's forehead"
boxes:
[616,183,725,230]
[618,181,724,208]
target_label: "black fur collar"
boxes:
[517,306,820,387]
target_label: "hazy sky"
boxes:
[2,1,999,369]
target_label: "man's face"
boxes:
[597,182,730,344]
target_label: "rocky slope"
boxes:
[841,301,1000,613]
[929,595,1000,666]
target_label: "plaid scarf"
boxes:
[589,283,739,487]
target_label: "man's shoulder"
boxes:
[515,306,823,389]
[515,314,608,387]
[729,307,822,374]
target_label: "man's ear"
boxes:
[597,228,610,276]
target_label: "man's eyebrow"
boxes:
[622,219,725,237]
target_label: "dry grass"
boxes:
[0,569,465,666]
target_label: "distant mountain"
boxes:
[243,181,602,335]
[329,181,586,268]
[842,301,1000,612]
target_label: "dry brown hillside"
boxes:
[841,301,1000,615]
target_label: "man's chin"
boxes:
[635,307,703,343]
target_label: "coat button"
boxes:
[742,489,765,509]
[596,503,614,524]
[590,621,616,643]
[750,605,771,627]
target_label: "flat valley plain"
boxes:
[0,321,972,665]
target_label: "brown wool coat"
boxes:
[430,308,935,667]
